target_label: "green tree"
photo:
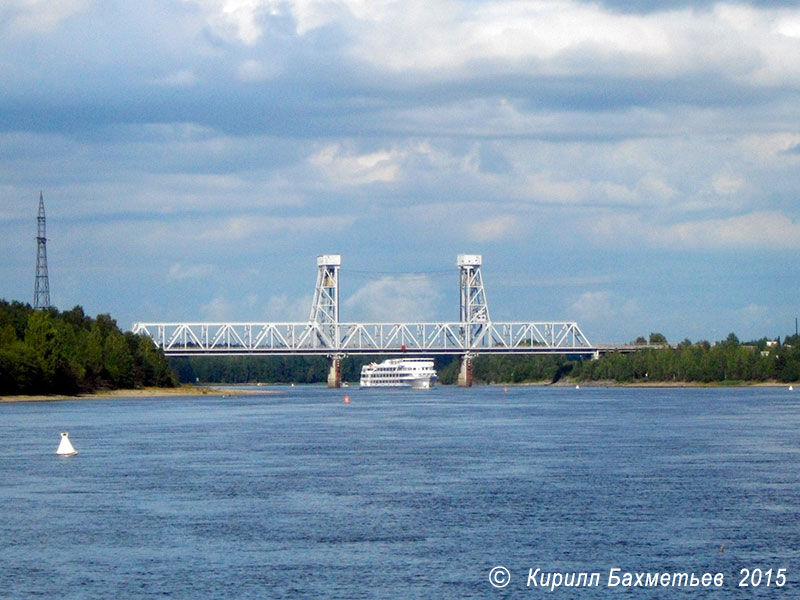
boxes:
[103,330,135,388]
[25,311,64,386]
[84,322,105,382]
[0,342,42,395]
[0,323,17,347]
[135,335,176,387]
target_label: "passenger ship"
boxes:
[359,358,438,389]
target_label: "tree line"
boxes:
[170,332,800,386]
[570,333,800,384]
[0,300,176,395]
[6,299,793,393]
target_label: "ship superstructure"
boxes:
[360,358,437,389]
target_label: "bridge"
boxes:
[133,254,602,387]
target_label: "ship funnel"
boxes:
[56,432,78,457]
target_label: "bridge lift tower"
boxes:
[309,254,342,386]
[458,254,490,386]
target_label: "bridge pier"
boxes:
[457,354,473,387]
[327,355,343,388]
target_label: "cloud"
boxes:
[223,0,800,89]
[736,303,772,329]
[712,172,744,196]
[197,215,356,241]
[168,263,214,280]
[199,295,236,320]
[2,0,800,343]
[468,215,519,242]
[569,290,641,326]
[343,275,441,321]
[264,293,311,321]
[739,133,800,162]
[777,14,800,39]
[149,69,199,87]
[5,1,800,142]
[187,0,273,44]
[588,211,800,250]
[310,144,405,186]
[664,211,800,249]
[236,58,281,82]
[1,0,93,37]
[174,0,800,91]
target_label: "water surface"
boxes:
[1,386,798,598]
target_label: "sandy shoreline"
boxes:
[0,385,279,403]
[3,380,794,403]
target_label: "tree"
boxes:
[25,311,64,387]
[0,323,17,347]
[103,330,134,387]
[1,299,176,395]
[723,332,740,347]
[85,323,105,382]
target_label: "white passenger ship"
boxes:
[360,358,438,389]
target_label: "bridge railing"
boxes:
[132,321,595,356]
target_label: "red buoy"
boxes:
[344,395,350,404]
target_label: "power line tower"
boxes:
[33,191,51,309]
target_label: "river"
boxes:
[1,386,797,598]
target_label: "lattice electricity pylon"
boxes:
[33,191,51,309]
[458,254,491,344]
[308,254,341,347]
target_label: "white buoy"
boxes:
[575,384,580,390]
[56,432,78,457]
[790,385,794,391]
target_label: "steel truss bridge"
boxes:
[133,254,598,386]
[131,321,592,356]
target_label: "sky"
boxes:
[1,0,799,344]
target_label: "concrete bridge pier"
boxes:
[457,354,474,387]
[327,355,343,388]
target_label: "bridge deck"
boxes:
[133,321,598,356]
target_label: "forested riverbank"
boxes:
[0,300,176,396]
[171,333,800,386]
[570,334,800,384]
[3,299,798,394]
